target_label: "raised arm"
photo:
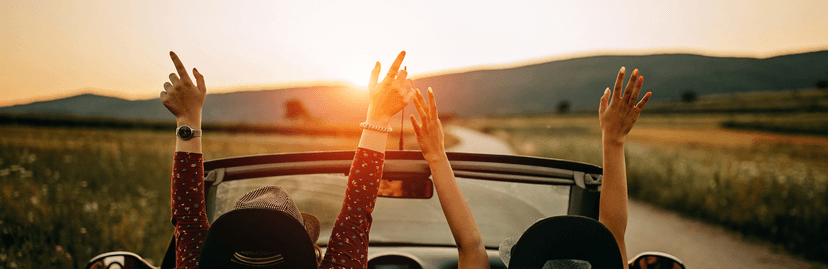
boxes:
[162,51,209,269]
[321,51,415,269]
[598,67,650,268]
[410,88,490,269]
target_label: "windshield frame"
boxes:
[202,150,604,246]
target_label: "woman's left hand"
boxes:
[366,51,416,125]
[410,87,446,164]
[161,51,206,127]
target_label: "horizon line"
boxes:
[3,46,826,108]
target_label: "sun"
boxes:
[346,76,370,91]
[340,54,377,91]
[343,69,370,92]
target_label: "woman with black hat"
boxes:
[161,50,415,269]
[496,67,651,269]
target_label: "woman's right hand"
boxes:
[365,51,416,126]
[410,87,447,164]
[599,67,651,146]
[161,51,206,127]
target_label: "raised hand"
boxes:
[410,87,446,163]
[599,67,651,145]
[161,51,206,126]
[410,86,490,269]
[366,51,416,125]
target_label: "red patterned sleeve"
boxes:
[170,152,210,269]
[321,148,385,269]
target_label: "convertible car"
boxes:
[87,150,685,269]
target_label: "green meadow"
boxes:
[463,112,828,263]
[0,126,362,268]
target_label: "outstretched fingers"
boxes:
[623,69,639,103]
[387,51,405,77]
[369,61,380,91]
[599,87,610,115]
[169,51,193,85]
[413,88,429,124]
[193,68,206,93]
[629,75,643,105]
[612,66,625,99]
[636,91,652,110]
[427,87,438,120]
[380,51,406,86]
[409,114,422,136]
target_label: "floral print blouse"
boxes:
[171,148,385,269]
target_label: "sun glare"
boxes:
[340,54,379,91]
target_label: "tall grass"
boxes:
[485,127,828,263]
[0,126,359,268]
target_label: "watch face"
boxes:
[177,126,193,140]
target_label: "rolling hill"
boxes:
[412,50,828,116]
[2,50,827,122]
[0,86,371,123]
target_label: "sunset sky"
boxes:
[2,0,827,106]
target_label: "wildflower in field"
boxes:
[84,202,99,212]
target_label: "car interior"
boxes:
[152,150,605,269]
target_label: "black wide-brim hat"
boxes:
[498,215,624,269]
[199,186,321,269]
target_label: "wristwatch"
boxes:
[176,125,202,141]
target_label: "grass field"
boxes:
[462,113,828,263]
[0,125,438,269]
[620,88,828,114]
[2,110,826,267]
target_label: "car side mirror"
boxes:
[377,174,434,199]
[628,252,685,269]
[86,251,157,269]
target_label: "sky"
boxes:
[1,0,827,106]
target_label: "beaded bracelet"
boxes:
[359,122,393,133]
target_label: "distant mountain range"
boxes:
[3,50,827,122]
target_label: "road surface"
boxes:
[446,125,827,269]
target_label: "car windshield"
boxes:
[211,173,570,248]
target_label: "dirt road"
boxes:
[446,125,827,269]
